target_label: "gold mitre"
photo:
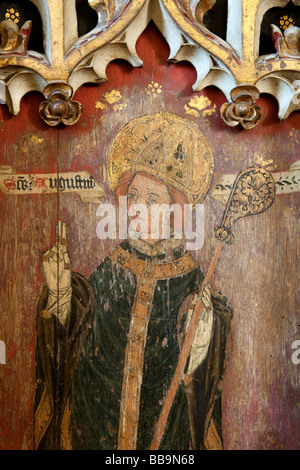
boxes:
[107,112,214,206]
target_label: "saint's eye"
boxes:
[128,192,138,200]
[147,196,158,205]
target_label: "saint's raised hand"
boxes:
[42,221,72,293]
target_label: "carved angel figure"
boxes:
[270,24,300,58]
[0,19,31,53]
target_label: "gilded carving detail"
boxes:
[0,0,299,126]
[221,86,263,130]
[0,19,32,52]
[271,24,300,58]
[39,83,82,127]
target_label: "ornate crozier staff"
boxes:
[150,166,276,450]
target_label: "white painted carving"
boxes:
[0,0,299,123]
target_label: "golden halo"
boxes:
[107,112,214,206]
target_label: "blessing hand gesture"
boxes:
[42,221,72,293]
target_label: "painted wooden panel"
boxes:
[0,23,299,450]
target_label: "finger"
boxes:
[63,250,70,262]
[203,283,211,293]
[202,284,211,299]
[201,297,211,310]
[58,246,65,261]
[42,249,60,265]
[42,249,51,263]
[51,245,58,254]
[202,288,211,302]
[63,251,71,270]
[52,247,60,261]
[61,222,67,240]
[49,245,64,261]
[202,285,212,310]
[61,222,68,253]
[51,245,67,263]
[56,220,62,238]
[55,220,69,251]
[55,220,60,247]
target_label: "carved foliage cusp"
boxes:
[176,0,216,24]
[88,0,132,25]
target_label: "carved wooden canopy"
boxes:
[0,0,300,128]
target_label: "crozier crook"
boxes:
[150,167,276,450]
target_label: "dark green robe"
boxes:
[35,242,232,450]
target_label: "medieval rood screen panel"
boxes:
[0,0,299,451]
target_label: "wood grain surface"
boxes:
[0,23,299,450]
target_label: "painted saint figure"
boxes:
[34,113,232,450]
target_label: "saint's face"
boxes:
[127,173,172,245]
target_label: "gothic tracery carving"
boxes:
[0,0,299,127]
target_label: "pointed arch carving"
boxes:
[0,0,299,126]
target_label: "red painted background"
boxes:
[0,23,299,450]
